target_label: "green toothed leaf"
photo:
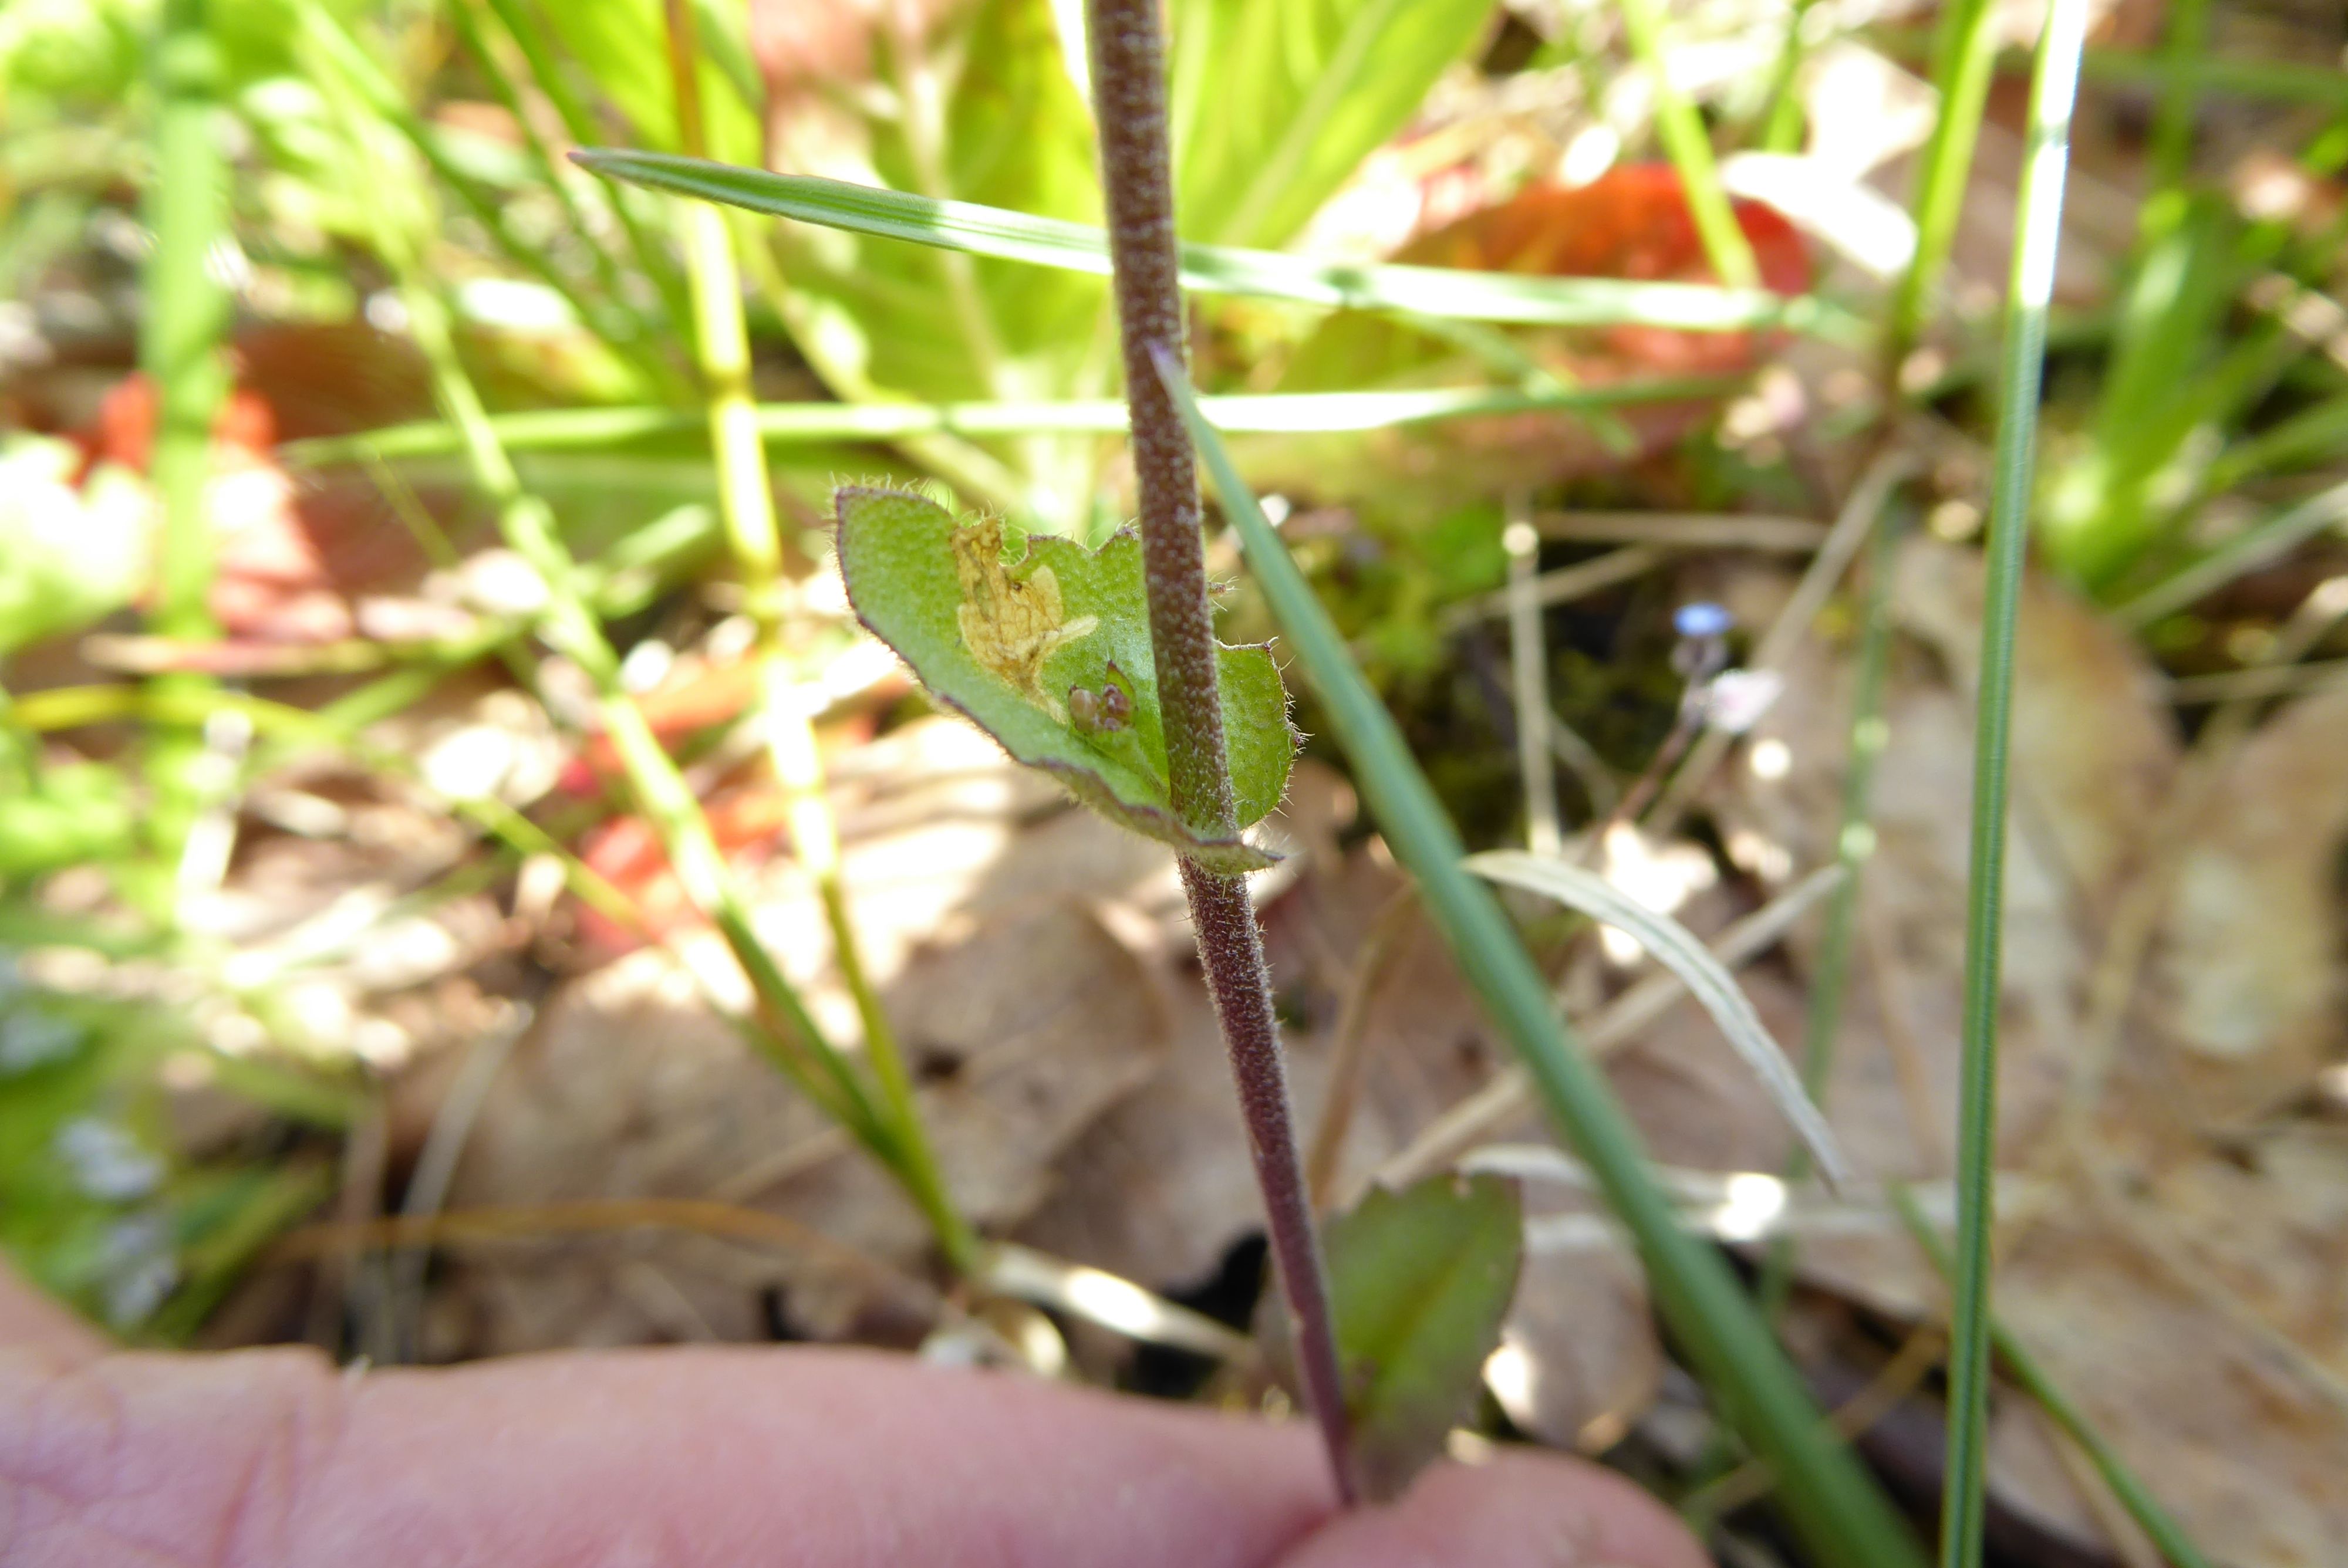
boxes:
[834,485,1293,873]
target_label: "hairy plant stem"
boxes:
[1085,0,1353,1503]
[660,0,974,1274]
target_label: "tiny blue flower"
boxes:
[1674,601,1735,640]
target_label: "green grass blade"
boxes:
[1943,3,2091,1564]
[1758,0,1824,151]
[1615,0,1759,288]
[573,148,1858,337]
[1159,353,1926,1568]
[2065,43,2348,109]
[310,53,910,1163]
[1891,1187,2218,1568]
[2207,394,2348,493]
[1867,29,2348,111]
[2114,477,2348,629]
[660,0,973,1273]
[140,0,235,882]
[2147,0,2212,197]
[1175,0,1495,250]
[281,379,1743,465]
[1888,0,2000,363]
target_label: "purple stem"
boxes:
[1084,0,1355,1503]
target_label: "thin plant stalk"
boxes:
[1503,494,1563,856]
[1759,495,1901,1321]
[1888,0,2002,370]
[1758,0,1823,153]
[1615,0,1759,289]
[573,147,1856,339]
[2147,0,2211,204]
[1891,1187,2217,1568]
[1163,360,1925,1568]
[1084,0,1354,1505]
[1866,29,2348,111]
[1942,3,2090,1564]
[660,0,975,1274]
[14,681,647,944]
[140,0,234,887]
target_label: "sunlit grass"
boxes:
[1941,2,2093,1563]
[575,149,1862,340]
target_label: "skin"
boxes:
[0,1264,1707,1568]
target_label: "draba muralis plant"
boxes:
[831,0,1356,1503]
[1085,0,1353,1501]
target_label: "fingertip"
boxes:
[1270,1449,1709,1568]
[0,1261,106,1365]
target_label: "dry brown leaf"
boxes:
[420,719,1186,1354]
[1996,1207,2348,1567]
[1022,834,1676,1434]
[1019,848,1526,1290]
[2147,686,2348,1124]
[1707,537,2178,1198]
[1494,1242,1661,1455]
[1697,536,2348,1563]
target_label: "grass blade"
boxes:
[139,0,234,883]
[1891,1187,2218,1568]
[660,0,973,1271]
[573,148,1858,338]
[1758,0,1824,151]
[1761,498,1902,1323]
[1176,0,1495,250]
[2206,393,2348,493]
[1157,351,1926,1568]
[1466,850,1853,1188]
[282,379,1745,465]
[303,53,979,1221]
[2113,477,2348,629]
[1615,0,1760,288]
[1865,28,2348,107]
[1888,0,2001,364]
[1942,3,2092,1564]
[444,0,661,342]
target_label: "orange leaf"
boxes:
[1403,165,1809,375]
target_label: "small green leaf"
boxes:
[834,485,1293,872]
[1325,1172,1523,1502]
